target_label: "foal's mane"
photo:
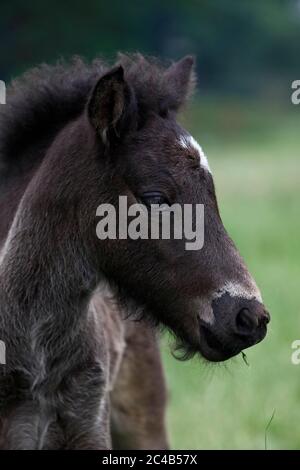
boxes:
[0,54,190,181]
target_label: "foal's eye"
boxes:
[140,192,170,207]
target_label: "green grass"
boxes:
[161,97,300,449]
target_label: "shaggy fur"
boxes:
[0,53,268,449]
[0,54,195,180]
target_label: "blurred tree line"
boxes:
[0,0,299,96]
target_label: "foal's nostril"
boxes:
[236,308,257,334]
[209,294,270,357]
[235,306,270,336]
[261,310,270,325]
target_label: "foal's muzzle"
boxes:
[198,293,270,362]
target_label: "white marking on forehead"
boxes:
[212,281,263,303]
[0,195,25,268]
[179,135,211,174]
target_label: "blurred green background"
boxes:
[1,0,300,450]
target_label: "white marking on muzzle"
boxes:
[179,135,211,174]
[212,281,263,303]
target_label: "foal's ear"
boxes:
[164,56,196,111]
[87,66,137,146]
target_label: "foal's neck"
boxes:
[0,119,104,362]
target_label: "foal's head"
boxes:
[85,54,269,362]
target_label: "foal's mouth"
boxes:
[197,314,268,362]
[198,323,241,362]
